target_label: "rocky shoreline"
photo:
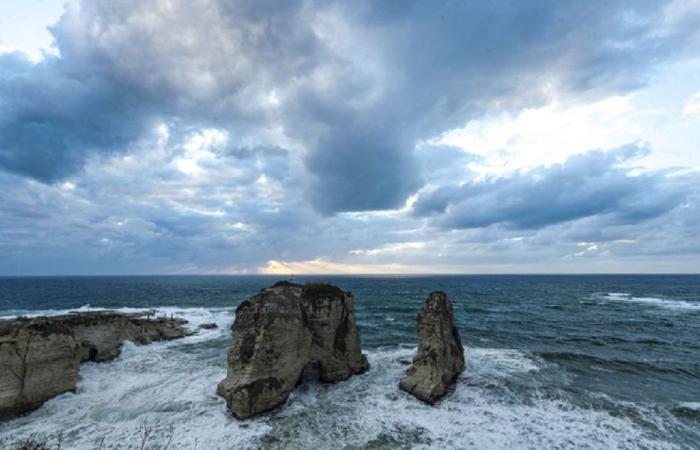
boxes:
[1,282,467,422]
[0,311,192,419]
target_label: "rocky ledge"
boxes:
[0,311,191,419]
[217,281,369,419]
[399,291,465,404]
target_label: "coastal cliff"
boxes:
[0,311,190,419]
[217,281,369,419]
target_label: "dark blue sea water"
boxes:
[1,275,699,449]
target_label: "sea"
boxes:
[0,275,698,449]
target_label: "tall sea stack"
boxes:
[217,281,369,419]
[399,291,465,404]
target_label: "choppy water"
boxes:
[0,275,699,449]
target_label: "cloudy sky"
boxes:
[0,0,699,275]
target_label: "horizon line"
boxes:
[1,272,699,278]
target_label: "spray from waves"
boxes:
[0,304,234,320]
[1,321,687,450]
[0,305,235,348]
[0,307,253,449]
[253,347,682,450]
[598,293,700,311]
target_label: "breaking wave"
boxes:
[598,293,700,311]
[0,307,688,449]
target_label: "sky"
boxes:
[0,0,699,275]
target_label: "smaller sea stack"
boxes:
[217,281,368,419]
[399,291,465,404]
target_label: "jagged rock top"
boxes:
[237,281,347,309]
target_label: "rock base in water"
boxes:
[399,291,465,404]
[0,311,190,419]
[217,281,369,419]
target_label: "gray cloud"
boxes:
[412,145,691,230]
[2,0,699,212]
[0,0,320,181]
[287,0,697,212]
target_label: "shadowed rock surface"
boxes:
[217,281,369,419]
[0,311,190,419]
[399,291,465,404]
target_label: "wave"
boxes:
[0,305,234,337]
[536,351,700,379]
[598,293,700,311]
[0,328,687,449]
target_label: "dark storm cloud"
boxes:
[292,0,695,212]
[412,145,691,230]
[0,0,320,181]
[1,0,698,213]
[305,126,420,213]
[0,52,155,182]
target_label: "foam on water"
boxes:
[0,308,685,449]
[599,293,700,311]
[678,402,700,411]
[0,307,264,449]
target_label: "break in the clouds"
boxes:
[0,0,699,274]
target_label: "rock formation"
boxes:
[217,281,369,419]
[399,291,465,404]
[0,311,190,419]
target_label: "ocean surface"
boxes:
[0,275,699,449]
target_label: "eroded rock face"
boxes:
[399,291,465,404]
[0,311,190,419]
[217,281,369,419]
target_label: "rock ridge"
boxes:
[0,311,191,419]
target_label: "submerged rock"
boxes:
[198,323,218,330]
[0,311,190,419]
[399,291,465,404]
[217,281,369,419]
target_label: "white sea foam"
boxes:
[0,309,684,449]
[468,347,542,375]
[677,402,700,411]
[0,305,233,331]
[600,292,700,311]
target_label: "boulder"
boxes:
[0,311,190,419]
[217,281,368,419]
[399,291,464,404]
[198,323,218,330]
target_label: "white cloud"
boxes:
[433,95,643,176]
[683,90,700,116]
[174,128,228,177]
[348,241,427,256]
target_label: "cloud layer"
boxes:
[0,0,699,274]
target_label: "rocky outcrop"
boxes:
[217,281,369,419]
[399,291,464,404]
[0,311,190,419]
